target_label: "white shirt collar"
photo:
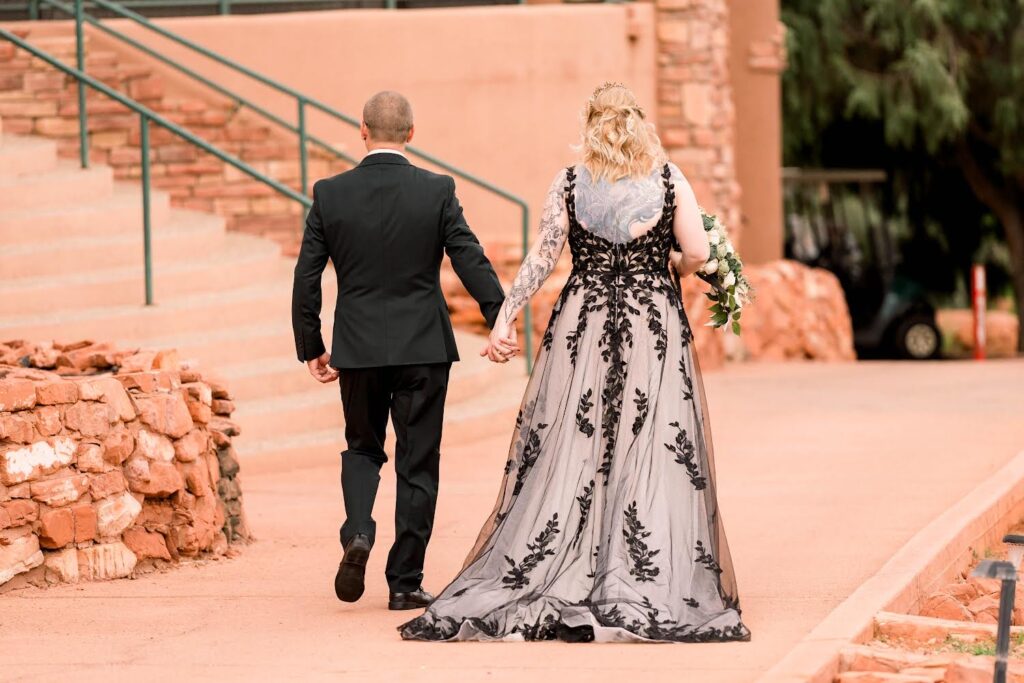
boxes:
[366,148,407,158]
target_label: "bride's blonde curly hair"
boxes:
[579,82,666,183]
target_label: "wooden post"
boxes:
[972,264,986,361]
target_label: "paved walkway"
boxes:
[2,359,1023,683]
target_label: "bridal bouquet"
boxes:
[695,210,752,335]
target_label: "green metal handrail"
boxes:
[0,27,311,306]
[41,0,360,175]
[42,0,535,369]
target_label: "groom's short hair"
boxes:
[362,91,414,143]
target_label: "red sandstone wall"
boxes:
[654,0,738,242]
[728,0,785,264]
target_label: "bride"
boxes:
[400,82,750,643]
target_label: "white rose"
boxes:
[707,229,721,246]
[724,241,735,255]
[703,259,719,275]
[723,272,736,288]
[718,259,730,276]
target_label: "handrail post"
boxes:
[385,0,397,8]
[218,0,230,14]
[140,113,154,306]
[74,0,88,168]
[521,205,533,373]
[297,96,308,197]
[28,0,40,20]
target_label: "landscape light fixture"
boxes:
[1003,534,1024,570]
[969,533,1024,683]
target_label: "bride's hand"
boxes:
[669,249,685,275]
[480,318,519,363]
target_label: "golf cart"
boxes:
[782,168,942,360]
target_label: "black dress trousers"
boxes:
[338,363,451,593]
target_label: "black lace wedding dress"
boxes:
[400,164,750,643]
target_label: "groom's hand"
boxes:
[306,352,339,383]
[480,320,519,364]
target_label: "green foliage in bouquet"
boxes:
[696,210,752,336]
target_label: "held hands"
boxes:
[480,318,520,364]
[306,352,339,383]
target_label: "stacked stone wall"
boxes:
[0,340,249,591]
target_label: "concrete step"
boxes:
[106,270,332,368]
[217,330,505,403]
[0,135,58,177]
[218,355,310,401]
[0,210,227,278]
[235,367,526,473]
[0,232,285,316]
[0,162,114,211]
[121,320,297,371]
[233,366,526,444]
[234,386,343,442]
[0,185,173,246]
[0,280,290,343]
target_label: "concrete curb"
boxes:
[756,449,1024,683]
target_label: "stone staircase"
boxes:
[0,30,350,251]
[0,120,527,473]
[0,29,528,335]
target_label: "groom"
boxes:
[291,91,506,610]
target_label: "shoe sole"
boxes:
[388,600,430,611]
[334,546,369,602]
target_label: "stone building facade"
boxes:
[654,0,787,262]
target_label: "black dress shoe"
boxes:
[557,623,595,643]
[334,534,371,602]
[388,587,435,611]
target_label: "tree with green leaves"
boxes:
[782,0,1024,352]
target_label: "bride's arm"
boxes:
[669,164,711,277]
[499,169,570,327]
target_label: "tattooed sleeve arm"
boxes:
[498,169,570,325]
[669,163,711,276]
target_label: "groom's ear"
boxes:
[360,120,370,141]
[405,125,415,144]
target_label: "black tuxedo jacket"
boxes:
[291,152,505,369]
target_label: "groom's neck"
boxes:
[365,141,406,153]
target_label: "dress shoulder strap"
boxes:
[661,163,681,251]
[661,163,676,215]
[564,165,578,226]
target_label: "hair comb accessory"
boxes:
[588,81,628,106]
